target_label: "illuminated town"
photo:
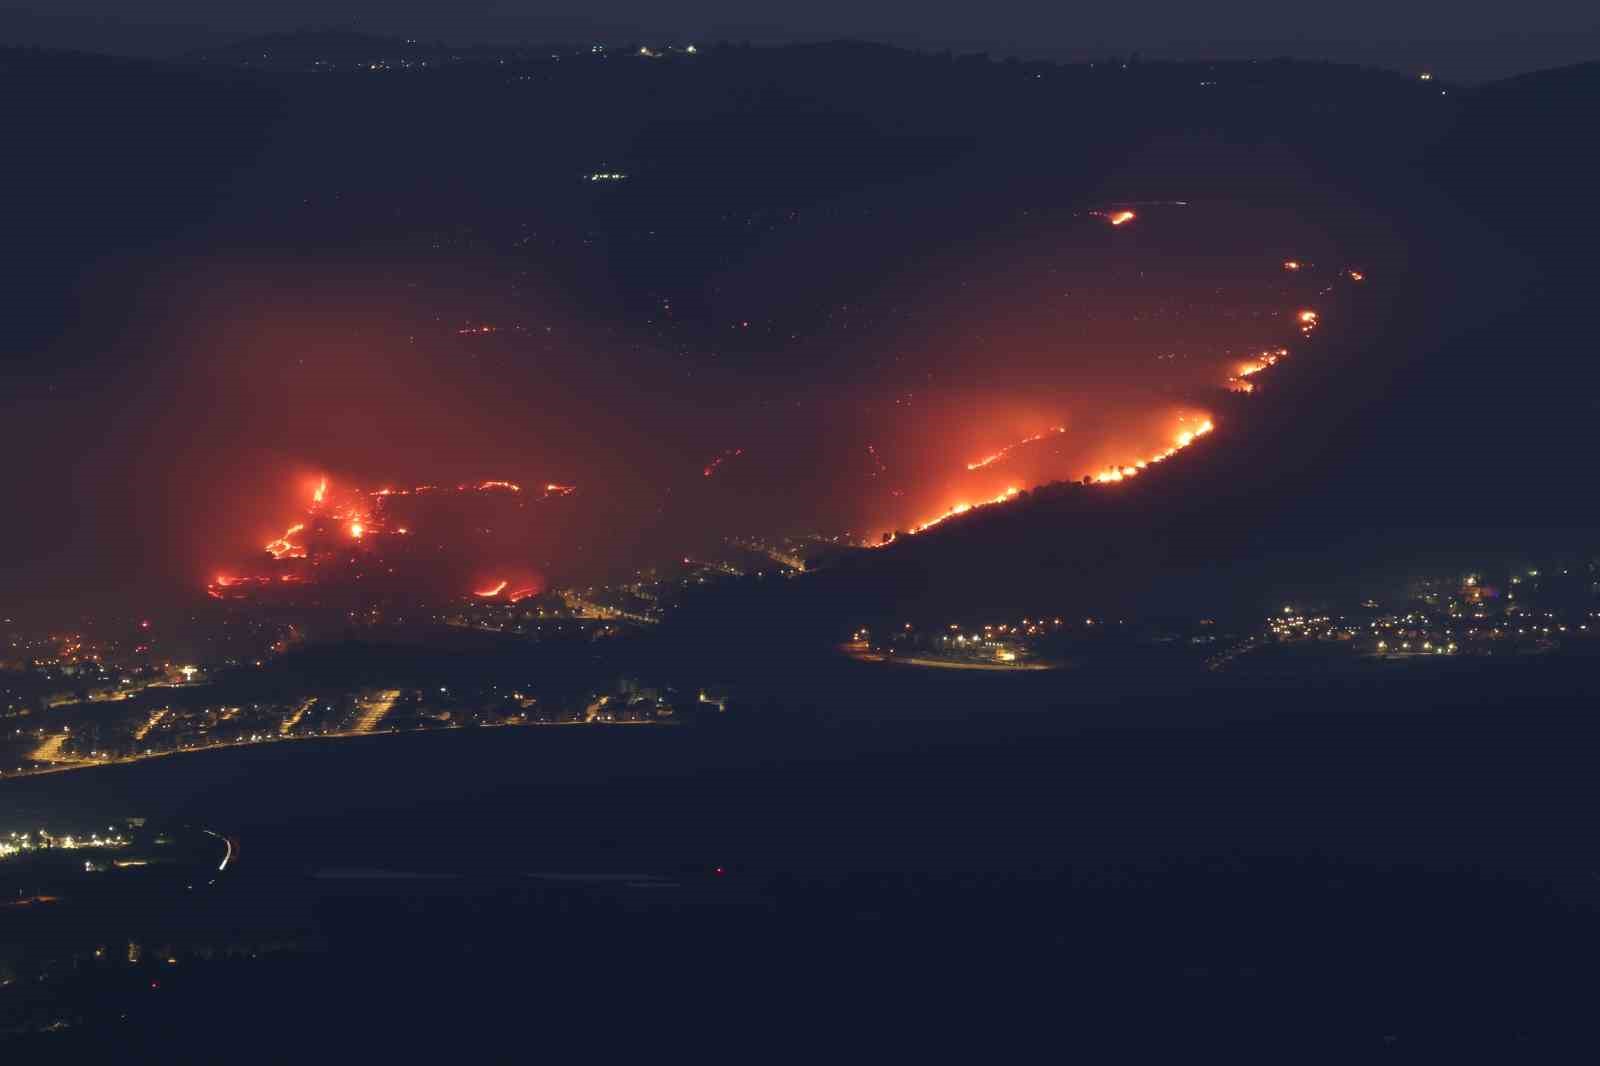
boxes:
[847,562,1600,673]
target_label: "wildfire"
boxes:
[508,585,539,603]
[1108,210,1136,226]
[1283,260,1302,271]
[904,486,1023,537]
[1347,270,1365,282]
[870,417,1216,545]
[1091,419,1214,482]
[1241,350,1285,376]
[966,426,1067,471]
[1226,347,1288,390]
[475,580,509,598]
[217,471,579,598]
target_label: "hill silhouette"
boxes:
[674,60,1600,639]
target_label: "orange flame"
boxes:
[1235,350,1283,380]
[474,580,509,598]
[312,479,327,505]
[264,523,306,560]
[1108,210,1136,226]
[1093,419,1212,482]
[903,486,1023,536]
[872,417,1216,544]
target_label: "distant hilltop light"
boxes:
[587,172,627,182]
[1418,72,1433,81]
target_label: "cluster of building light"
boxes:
[1,829,129,861]
[859,617,1068,644]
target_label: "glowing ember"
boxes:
[703,448,743,478]
[966,426,1067,471]
[866,443,887,477]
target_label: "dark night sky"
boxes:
[2,1,1598,80]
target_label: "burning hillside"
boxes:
[208,477,574,604]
